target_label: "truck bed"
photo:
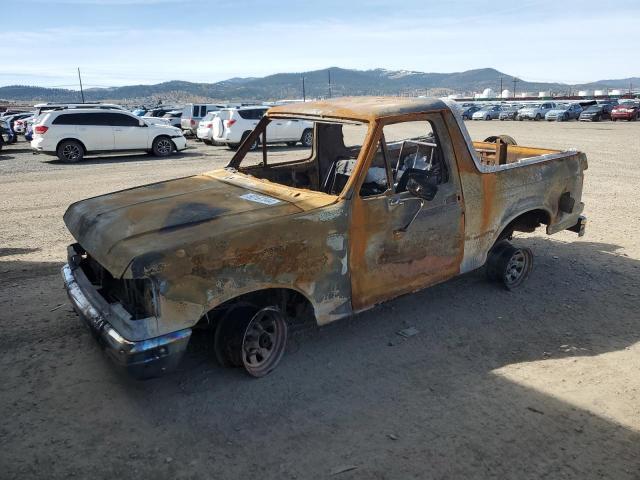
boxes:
[472,141,563,167]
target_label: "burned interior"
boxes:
[227,116,449,198]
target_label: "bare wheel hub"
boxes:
[241,306,287,377]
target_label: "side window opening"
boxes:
[381,121,449,194]
[231,118,369,196]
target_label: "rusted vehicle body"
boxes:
[62,97,587,378]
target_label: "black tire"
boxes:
[214,302,288,377]
[300,128,313,147]
[286,141,297,147]
[484,135,517,145]
[202,139,212,145]
[151,136,173,156]
[486,241,533,290]
[534,113,541,121]
[56,139,84,163]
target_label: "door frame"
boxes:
[348,112,466,311]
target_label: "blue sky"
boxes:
[2,0,639,88]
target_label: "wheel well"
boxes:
[199,288,316,330]
[152,134,171,143]
[496,209,550,243]
[56,138,87,154]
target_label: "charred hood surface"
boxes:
[64,174,302,277]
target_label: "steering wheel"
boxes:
[396,168,430,193]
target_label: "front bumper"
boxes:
[171,135,188,151]
[611,113,635,120]
[62,261,191,379]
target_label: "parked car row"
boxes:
[461,99,639,122]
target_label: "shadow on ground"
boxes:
[1,237,639,478]
[42,148,204,166]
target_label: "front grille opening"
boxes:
[79,252,154,319]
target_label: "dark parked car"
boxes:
[0,118,16,144]
[462,105,481,120]
[579,104,613,122]
[0,121,8,150]
[611,103,639,121]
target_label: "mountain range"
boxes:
[1,67,637,104]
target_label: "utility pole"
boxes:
[512,77,518,98]
[77,67,85,103]
[499,76,503,97]
[302,76,306,102]
[328,69,332,99]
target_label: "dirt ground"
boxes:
[1,119,639,479]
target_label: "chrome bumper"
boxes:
[62,262,191,379]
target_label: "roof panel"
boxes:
[267,96,448,121]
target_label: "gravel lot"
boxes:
[1,120,639,479]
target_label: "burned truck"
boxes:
[62,97,587,378]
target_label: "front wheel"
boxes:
[151,136,173,156]
[300,128,313,147]
[56,140,84,163]
[534,114,541,121]
[486,241,533,290]
[215,303,288,377]
[286,141,297,147]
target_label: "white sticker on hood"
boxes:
[240,193,281,205]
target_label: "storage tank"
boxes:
[501,89,511,98]
[578,90,591,97]
[610,89,622,96]
[594,89,605,96]
[482,88,495,98]
[538,91,550,98]
[519,92,531,98]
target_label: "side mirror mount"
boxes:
[139,119,147,127]
[405,173,438,201]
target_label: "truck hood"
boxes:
[64,173,304,277]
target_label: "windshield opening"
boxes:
[230,117,370,196]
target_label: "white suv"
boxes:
[31,108,187,162]
[196,110,226,145]
[212,106,313,149]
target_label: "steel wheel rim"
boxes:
[504,250,528,286]
[303,131,312,146]
[157,139,172,154]
[62,144,80,160]
[241,306,287,376]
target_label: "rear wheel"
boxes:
[301,128,313,147]
[486,241,533,290]
[56,140,84,163]
[151,136,173,156]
